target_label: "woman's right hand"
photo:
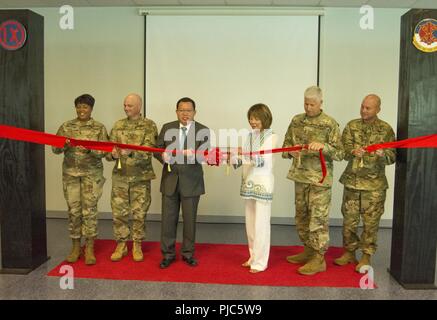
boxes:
[162,152,171,163]
[112,147,120,159]
[352,147,365,158]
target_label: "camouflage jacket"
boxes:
[282,111,344,187]
[107,117,158,182]
[52,118,108,177]
[339,118,396,190]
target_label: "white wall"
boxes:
[18,6,407,222]
[32,7,144,214]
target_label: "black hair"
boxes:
[74,94,95,108]
[176,97,196,110]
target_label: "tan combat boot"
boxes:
[355,253,371,272]
[334,250,358,266]
[132,241,144,262]
[66,238,81,263]
[298,253,327,275]
[110,241,128,262]
[84,238,96,265]
[286,246,315,264]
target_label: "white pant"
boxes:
[245,199,271,271]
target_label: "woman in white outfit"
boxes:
[234,103,277,273]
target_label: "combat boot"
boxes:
[110,241,128,262]
[355,253,371,272]
[286,246,315,264]
[334,250,358,266]
[132,241,144,262]
[298,253,327,275]
[84,238,96,265]
[66,238,81,263]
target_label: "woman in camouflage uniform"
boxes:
[53,94,108,265]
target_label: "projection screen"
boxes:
[146,14,320,218]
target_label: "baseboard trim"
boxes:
[46,211,393,228]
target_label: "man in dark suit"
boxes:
[155,97,210,268]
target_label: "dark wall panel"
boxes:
[390,9,437,288]
[0,10,48,273]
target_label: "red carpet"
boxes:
[47,240,371,288]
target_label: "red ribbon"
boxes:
[0,124,66,148]
[365,133,437,152]
[0,124,331,182]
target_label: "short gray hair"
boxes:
[304,86,323,102]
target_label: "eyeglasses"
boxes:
[177,109,194,114]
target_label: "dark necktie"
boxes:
[180,126,187,149]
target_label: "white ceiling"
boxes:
[0,0,436,8]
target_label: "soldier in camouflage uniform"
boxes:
[334,94,395,272]
[52,94,108,265]
[107,93,158,262]
[282,86,344,275]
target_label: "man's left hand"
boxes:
[375,149,384,157]
[120,149,132,156]
[308,142,325,151]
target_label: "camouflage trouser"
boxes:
[341,187,386,255]
[63,173,105,239]
[294,182,331,255]
[111,177,151,242]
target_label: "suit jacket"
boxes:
[155,120,210,197]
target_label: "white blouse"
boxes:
[238,129,277,203]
